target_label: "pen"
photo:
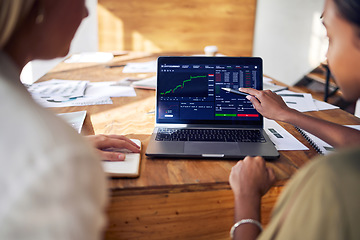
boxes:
[221,88,251,97]
[105,64,126,68]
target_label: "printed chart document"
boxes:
[28,79,88,98]
[102,139,142,178]
[33,95,113,108]
[264,119,308,151]
[276,90,318,112]
[28,79,137,108]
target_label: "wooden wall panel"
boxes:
[98,0,257,56]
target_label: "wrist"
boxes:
[230,219,263,239]
[233,193,261,220]
[234,192,261,203]
[232,194,262,239]
[279,108,301,123]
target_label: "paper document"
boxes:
[64,52,114,63]
[122,60,157,73]
[345,125,360,131]
[28,79,138,107]
[313,99,339,111]
[264,118,309,151]
[28,79,88,98]
[263,77,288,92]
[263,76,273,83]
[57,111,87,134]
[85,81,136,97]
[33,95,113,108]
[131,76,157,90]
[276,90,318,112]
[263,82,288,92]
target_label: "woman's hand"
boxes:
[229,156,276,199]
[229,157,275,240]
[85,134,141,161]
[239,88,298,122]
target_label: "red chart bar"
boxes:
[237,114,259,117]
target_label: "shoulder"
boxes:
[289,146,360,186]
[0,80,106,195]
[259,147,360,240]
[293,147,360,193]
[0,52,103,183]
[0,77,107,239]
[285,146,360,205]
[0,53,107,239]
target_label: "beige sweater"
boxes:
[259,147,360,240]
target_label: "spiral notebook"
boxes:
[295,127,334,155]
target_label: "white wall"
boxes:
[253,0,327,86]
[21,0,98,84]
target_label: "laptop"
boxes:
[145,56,279,160]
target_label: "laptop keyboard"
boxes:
[155,128,266,142]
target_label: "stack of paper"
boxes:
[264,118,309,151]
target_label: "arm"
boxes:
[85,134,141,161]
[240,88,360,148]
[229,156,276,240]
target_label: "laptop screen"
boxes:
[156,56,263,126]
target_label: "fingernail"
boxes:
[246,95,251,100]
[118,154,125,160]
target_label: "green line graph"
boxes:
[160,75,207,95]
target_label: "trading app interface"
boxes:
[157,60,262,124]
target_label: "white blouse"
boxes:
[0,52,108,240]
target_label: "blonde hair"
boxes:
[0,0,35,49]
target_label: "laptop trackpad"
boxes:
[184,142,240,155]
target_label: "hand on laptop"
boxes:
[239,88,298,122]
[85,134,141,161]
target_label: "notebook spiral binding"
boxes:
[295,127,324,155]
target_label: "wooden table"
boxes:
[40,52,360,240]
